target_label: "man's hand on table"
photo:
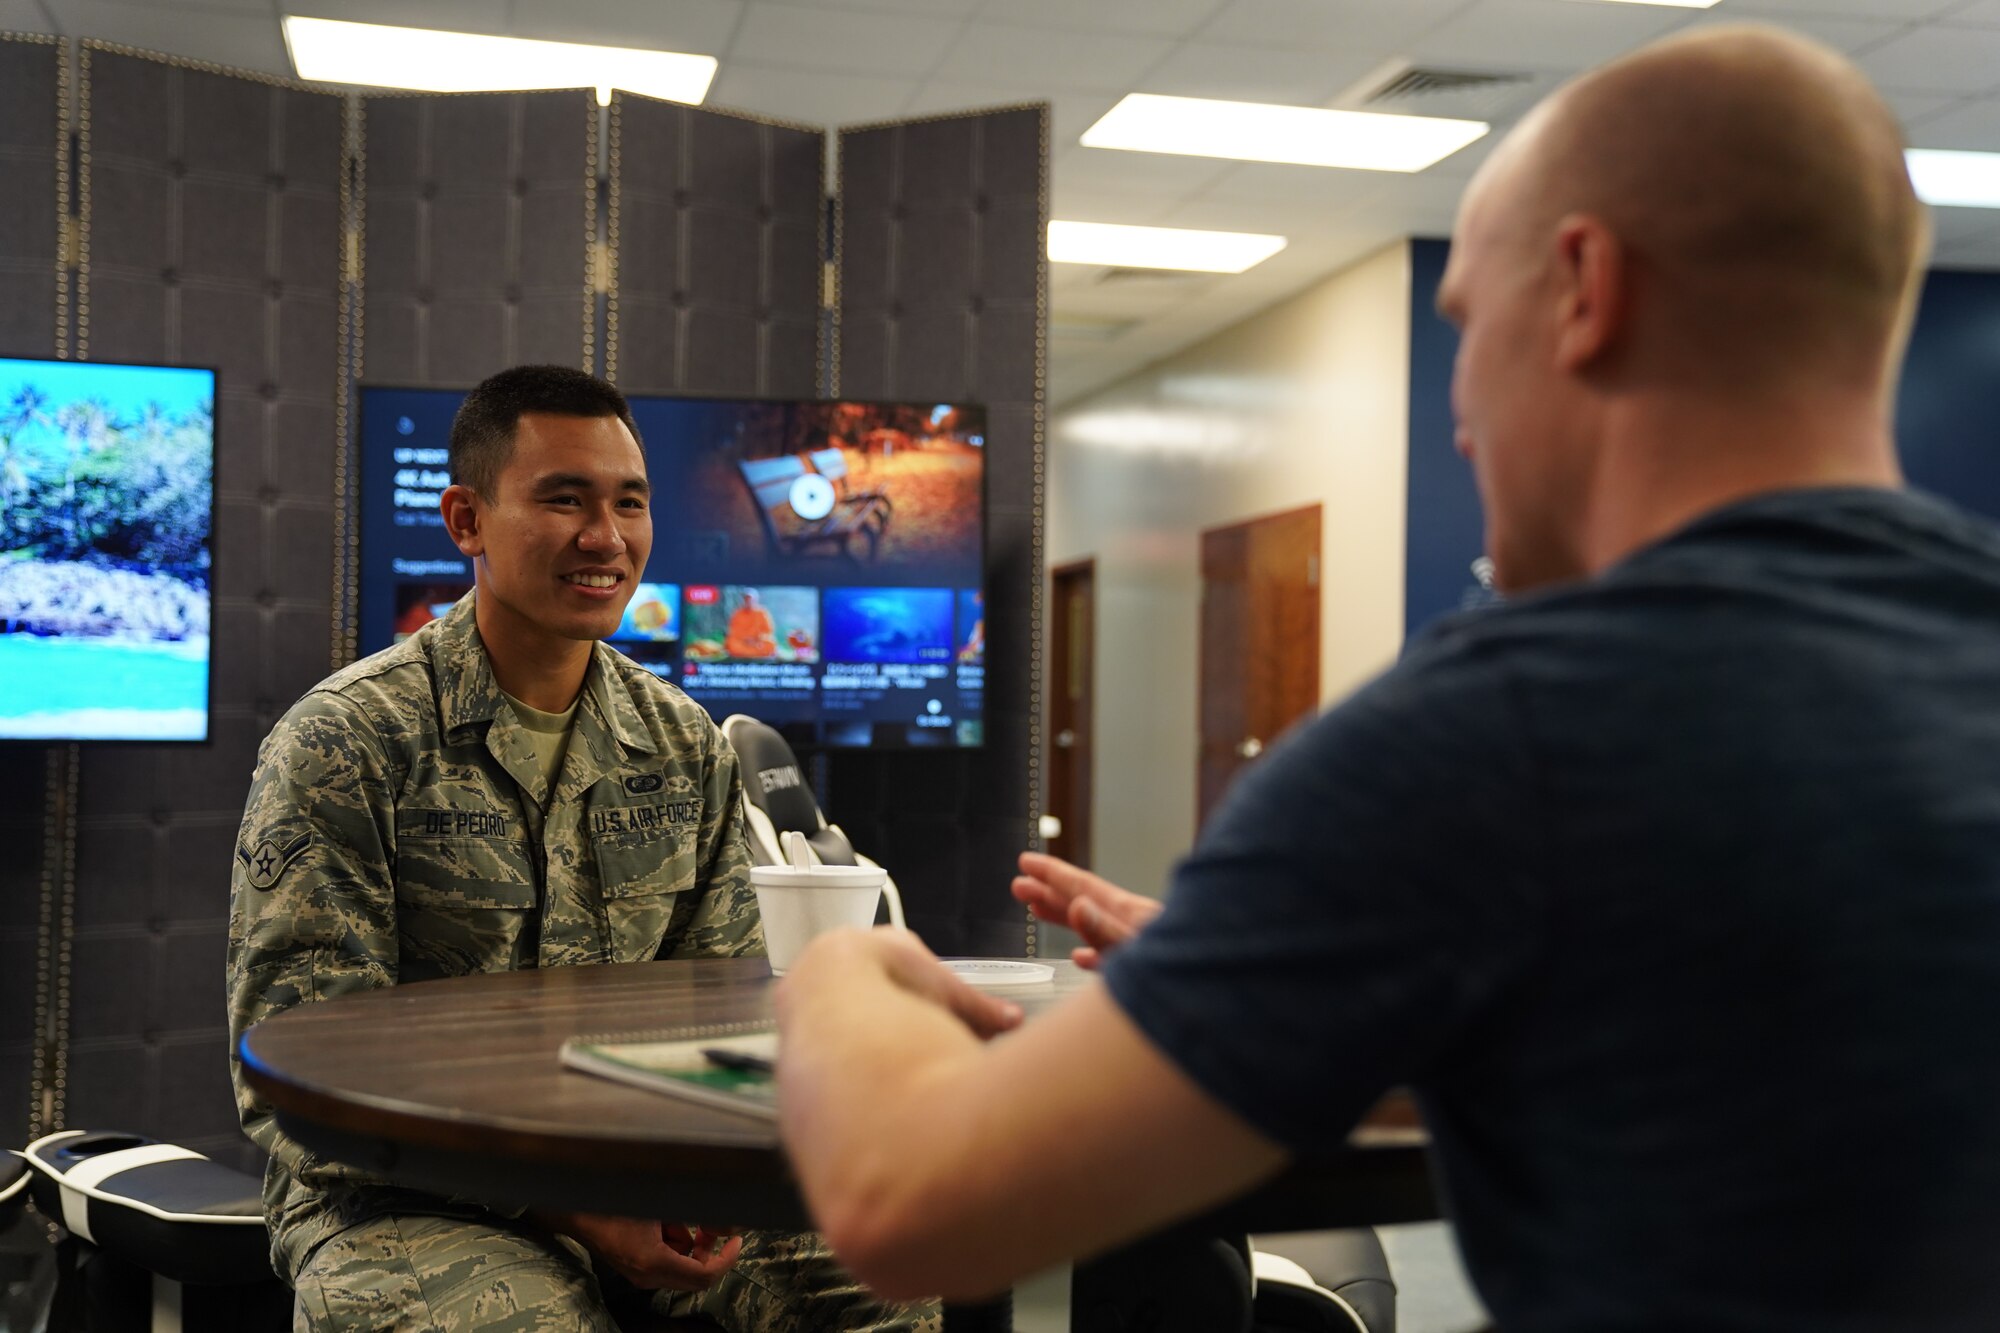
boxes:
[536,1211,743,1291]
[1011,852,1163,969]
[781,927,1026,1040]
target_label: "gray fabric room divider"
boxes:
[833,107,1048,956]
[56,44,345,1170]
[0,33,63,1156]
[605,92,823,398]
[359,89,596,387]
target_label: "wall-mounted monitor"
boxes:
[0,355,217,743]
[356,388,985,749]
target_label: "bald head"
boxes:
[1476,24,1927,388]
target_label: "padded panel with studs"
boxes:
[607,94,822,399]
[361,90,593,383]
[0,33,61,1154]
[833,107,1047,956]
[63,45,343,1172]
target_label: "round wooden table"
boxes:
[240,956,1437,1330]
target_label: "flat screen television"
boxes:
[357,388,986,749]
[0,355,217,743]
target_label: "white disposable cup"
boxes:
[751,863,886,974]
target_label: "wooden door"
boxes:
[1047,560,1095,866]
[1198,505,1321,830]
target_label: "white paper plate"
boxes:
[943,959,1056,988]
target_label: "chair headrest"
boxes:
[724,715,824,838]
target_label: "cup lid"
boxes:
[749,863,886,888]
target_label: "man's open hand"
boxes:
[782,928,1026,1040]
[537,1211,743,1291]
[1011,852,1163,969]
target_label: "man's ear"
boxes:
[1551,214,1626,373]
[440,483,484,558]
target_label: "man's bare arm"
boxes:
[776,928,1288,1302]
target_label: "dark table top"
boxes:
[240,956,1437,1234]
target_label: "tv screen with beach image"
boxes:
[0,357,216,742]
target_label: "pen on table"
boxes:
[702,1047,776,1075]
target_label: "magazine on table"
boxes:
[559,1023,778,1121]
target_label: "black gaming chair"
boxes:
[1071,1228,1396,1332]
[719,714,905,927]
[22,1129,288,1332]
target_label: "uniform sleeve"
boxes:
[661,713,763,959]
[226,690,401,1188]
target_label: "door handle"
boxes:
[1236,737,1263,759]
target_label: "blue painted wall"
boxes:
[1405,237,1484,639]
[1404,238,2000,636]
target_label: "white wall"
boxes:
[1046,241,1413,899]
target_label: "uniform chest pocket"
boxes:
[395,820,538,975]
[594,826,699,901]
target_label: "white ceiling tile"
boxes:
[0,1,55,31]
[58,1,288,72]
[1905,96,2000,148]
[284,0,510,35]
[905,82,1109,143]
[1161,189,1369,233]
[1408,0,1691,70]
[1703,0,1958,17]
[1928,203,2000,243]
[508,0,746,54]
[1421,127,1505,180]
[1855,23,2000,93]
[1886,90,1966,125]
[1674,9,1908,54]
[809,0,982,13]
[1198,0,1471,51]
[1138,39,1381,106]
[1197,158,1403,205]
[933,21,1174,92]
[1947,0,2000,25]
[1056,143,1235,198]
[1053,270,1224,322]
[54,0,273,16]
[732,2,963,73]
[710,60,921,124]
[1050,186,1183,225]
[975,0,1227,38]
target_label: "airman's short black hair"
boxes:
[448,364,642,496]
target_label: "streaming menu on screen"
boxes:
[357,389,986,750]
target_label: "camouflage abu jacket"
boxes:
[226,592,760,1275]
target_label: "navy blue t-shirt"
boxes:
[1106,487,2000,1333]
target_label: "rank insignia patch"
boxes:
[237,831,312,891]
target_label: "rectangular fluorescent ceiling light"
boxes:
[1907,148,2000,209]
[283,16,716,106]
[1082,93,1486,173]
[1048,221,1286,274]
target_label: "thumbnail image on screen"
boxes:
[643,399,983,580]
[683,584,816,663]
[613,583,681,644]
[395,582,471,640]
[0,356,216,743]
[956,588,985,665]
[822,587,954,664]
[356,389,985,749]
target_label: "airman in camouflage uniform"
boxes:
[228,365,935,1333]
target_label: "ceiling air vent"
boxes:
[1340,60,1548,123]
